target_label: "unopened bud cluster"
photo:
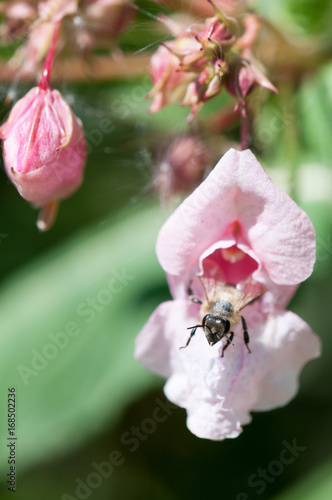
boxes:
[148,2,277,121]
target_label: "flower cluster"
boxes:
[135,149,320,440]
[147,2,277,121]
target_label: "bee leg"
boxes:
[188,284,202,305]
[179,325,201,350]
[221,331,234,357]
[241,316,251,354]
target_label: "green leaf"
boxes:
[255,0,332,34]
[272,458,332,500]
[298,63,332,165]
[0,203,169,473]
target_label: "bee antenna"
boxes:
[198,277,209,301]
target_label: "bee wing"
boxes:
[237,279,266,310]
[199,275,227,301]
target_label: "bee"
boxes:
[180,277,266,357]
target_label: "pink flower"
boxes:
[147,41,200,113]
[135,149,320,440]
[0,85,86,230]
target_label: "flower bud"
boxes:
[0,86,87,229]
[83,0,134,40]
[147,43,197,113]
[197,17,236,51]
[153,134,211,203]
[225,57,277,99]
[0,1,37,40]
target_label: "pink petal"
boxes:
[135,297,219,378]
[251,310,321,410]
[135,300,185,379]
[156,149,316,286]
[161,303,320,440]
[38,0,78,22]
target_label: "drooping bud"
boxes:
[0,86,87,230]
[153,134,211,203]
[1,17,87,230]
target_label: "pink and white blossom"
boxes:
[135,148,320,440]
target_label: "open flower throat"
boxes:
[184,238,263,358]
[200,243,258,285]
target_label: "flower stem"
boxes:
[39,20,62,90]
[240,103,249,150]
[37,201,59,231]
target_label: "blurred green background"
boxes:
[0,1,332,499]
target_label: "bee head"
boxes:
[202,314,230,346]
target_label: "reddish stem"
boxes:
[240,102,249,150]
[39,20,62,90]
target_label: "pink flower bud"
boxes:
[0,1,37,40]
[147,43,197,113]
[153,134,211,203]
[0,86,87,229]
[83,0,135,40]
[198,17,236,50]
[225,58,277,99]
[234,14,260,51]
